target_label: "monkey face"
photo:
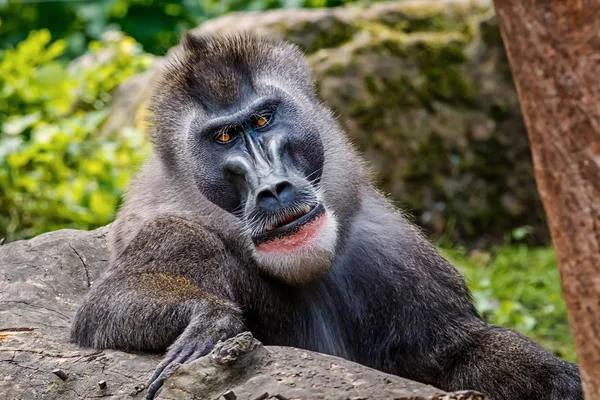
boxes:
[187,87,339,285]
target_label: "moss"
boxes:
[351,28,474,107]
[324,61,347,77]
[376,33,476,107]
[282,16,355,53]
[372,1,491,35]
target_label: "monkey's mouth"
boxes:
[252,203,325,246]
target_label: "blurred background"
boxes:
[0,0,575,362]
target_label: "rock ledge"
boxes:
[0,228,485,399]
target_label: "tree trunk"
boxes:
[491,0,600,397]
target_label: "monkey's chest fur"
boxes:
[244,284,352,360]
[233,260,395,371]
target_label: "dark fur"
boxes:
[71,33,582,400]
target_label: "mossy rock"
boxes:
[107,0,546,246]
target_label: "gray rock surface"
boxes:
[0,227,159,399]
[160,332,485,400]
[0,228,485,399]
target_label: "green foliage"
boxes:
[0,30,152,241]
[0,0,198,57]
[441,244,577,362]
[0,0,367,57]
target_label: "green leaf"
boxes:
[512,225,534,241]
[3,112,42,136]
[89,191,118,220]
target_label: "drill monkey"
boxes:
[72,33,583,400]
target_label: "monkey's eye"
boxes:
[252,113,273,130]
[217,131,232,143]
[215,126,238,144]
[256,116,268,128]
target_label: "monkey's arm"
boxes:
[439,324,582,400]
[386,243,583,400]
[390,253,583,400]
[71,216,245,399]
[357,201,582,400]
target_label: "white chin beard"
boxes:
[252,210,338,286]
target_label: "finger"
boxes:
[190,343,212,361]
[145,362,180,400]
[145,381,161,400]
[146,347,182,388]
[146,346,194,399]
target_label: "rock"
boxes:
[160,331,486,400]
[0,228,486,399]
[101,0,547,246]
[0,227,159,399]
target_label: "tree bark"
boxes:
[491,0,600,397]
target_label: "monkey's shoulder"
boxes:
[110,214,233,272]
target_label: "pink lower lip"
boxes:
[256,214,328,252]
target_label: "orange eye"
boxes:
[217,131,232,143]
[255,116,268,128]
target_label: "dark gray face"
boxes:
[188,88,326,246]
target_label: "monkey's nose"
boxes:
[256,181,296,211]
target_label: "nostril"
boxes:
[275,181,294,204]
[257,188,278,202]
[256,186,280,211]
[275,181,292,196]
[256,181,296,210]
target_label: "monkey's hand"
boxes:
[146,312,244,399]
